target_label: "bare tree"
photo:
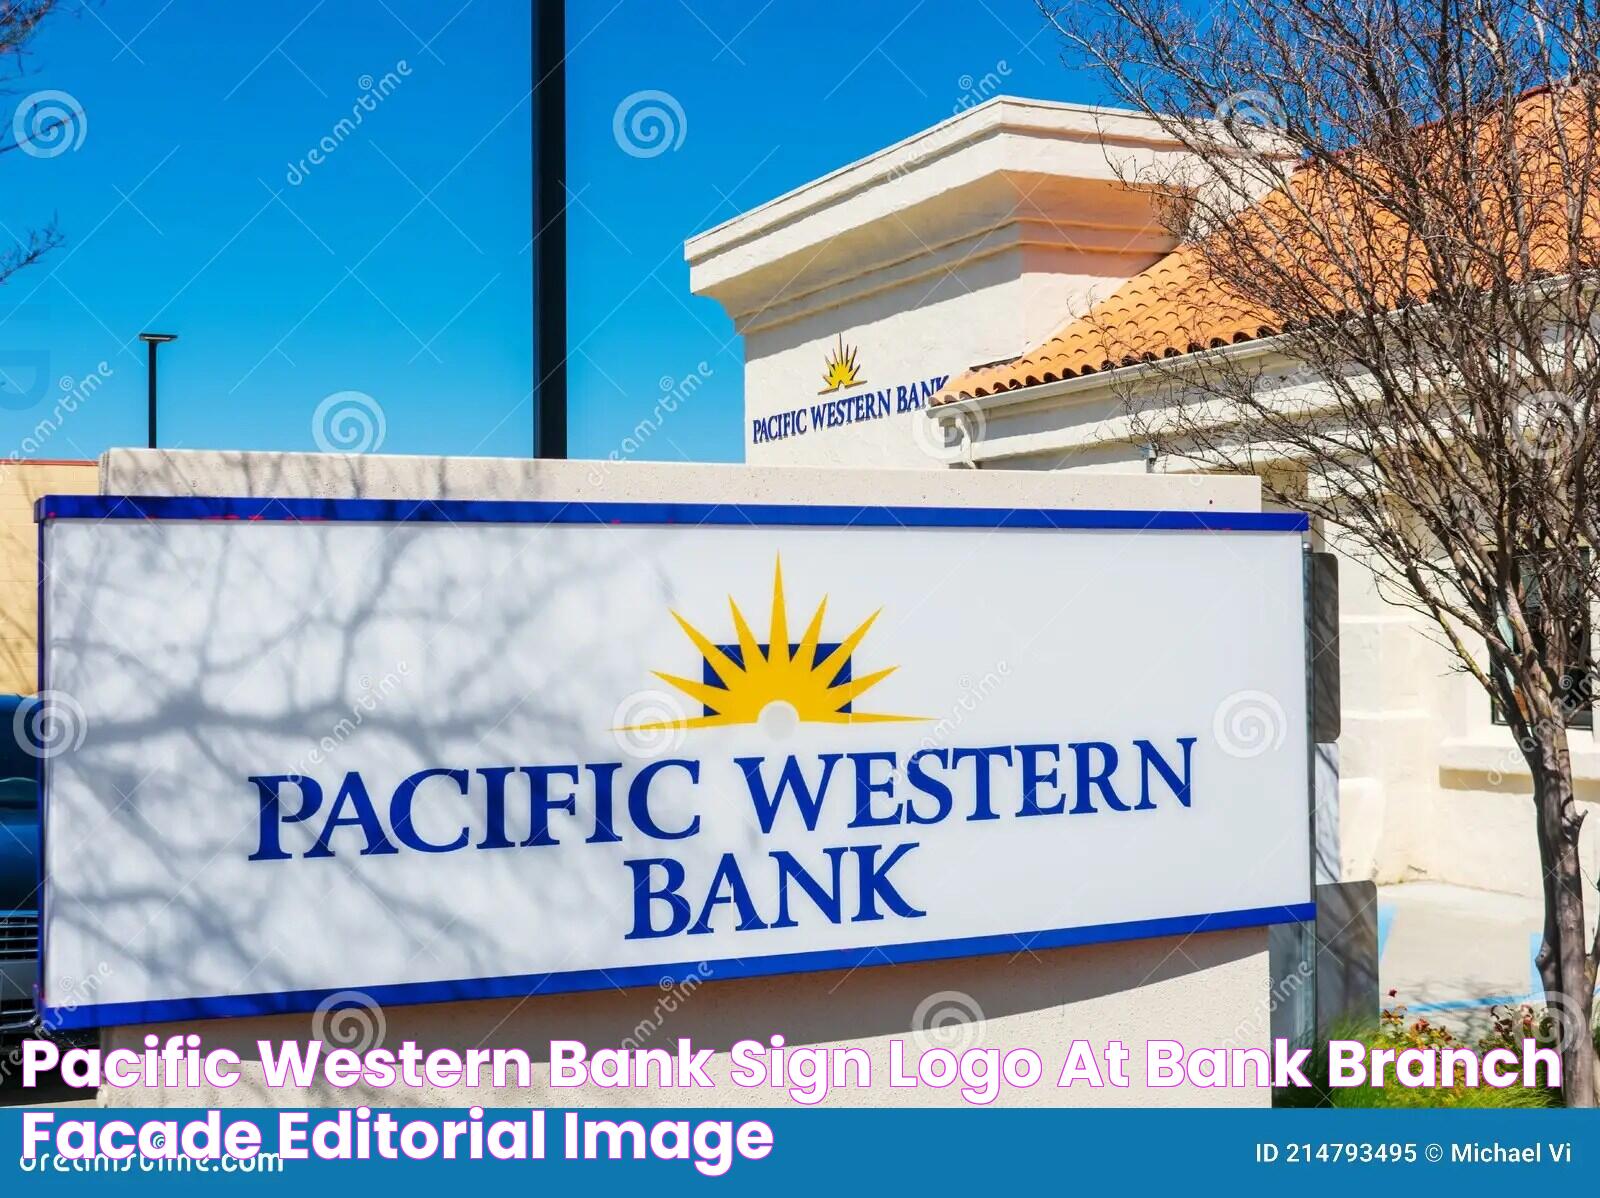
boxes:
[0,0,64,284]
[1041,0,1600,1103]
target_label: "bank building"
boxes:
[684,95,1600,1005]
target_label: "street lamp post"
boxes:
[138,332,178,449]
[533,0,566,459]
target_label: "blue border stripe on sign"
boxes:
[40,902,1316,1030]
[33,493,1310,533]
[35,494,1310,1029]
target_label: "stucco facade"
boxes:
[0,460,97,696]
[684,99,1196,469]
[688,96,1600,905]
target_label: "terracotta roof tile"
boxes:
[936,87,1598,404]
[935,245,1275,401]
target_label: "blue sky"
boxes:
[0,1,1111,464]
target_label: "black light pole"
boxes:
[533,0,566,459]
[138,332,178,449]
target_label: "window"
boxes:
[1491,551,1593,729]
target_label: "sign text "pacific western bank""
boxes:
[750,375,950,444]
[247,737,1196,941]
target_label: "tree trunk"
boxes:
[1530,755,1596,1107]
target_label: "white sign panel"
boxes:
[38,496,1312,1027]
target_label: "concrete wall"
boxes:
[103,928,1269,1109]
[0,460,97,695]
[686,99,1197,469]
[91,448,1278,1108]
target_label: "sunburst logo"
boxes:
[618,557,926,734]
[819,335,866,394]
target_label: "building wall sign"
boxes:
[750,338,949,446]
[37,496,1312,1028]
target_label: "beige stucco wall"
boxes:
[685,99,1198,469]
[107,927,1270,1108]
[1319,523,1600,897]
[0,460,97,695]
[686,90,1590,906]
[86,448,1281,1108]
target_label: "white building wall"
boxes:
[686,99,1198,469]
[688,90,1600,904]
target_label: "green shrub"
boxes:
[1477,1000,1600,1106]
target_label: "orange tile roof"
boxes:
[936,244,1274,401]
[936,86,1598,403]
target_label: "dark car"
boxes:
[0,696,40,1038]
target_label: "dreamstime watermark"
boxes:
[585,362,713,486]
[286,63,412,185]
[1216,89,1287,135]
[0,362,111,476]
[620,963,717,1051]
[917,661,1011,751]
[13,89,86,158]
[312,390,386,453]
[953,60,1011,114]
[0,961,114,1085]
[612,90,686,158]
[36,961,114,1032]
[303,663,411,770]
[0,350,51,413]
[914,404,985,465]
[1221,954,1313,1050]
[1211,689,1288,759]
[1484,689,1594,787]
[911,990,985,1053]
[1511,386,1585,467]
[311,991,386,1055]
[611,690,689,759]
[18,1156,288,1175]
[1519,991,1595,1056]
[13,690,87,760]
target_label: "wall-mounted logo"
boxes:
[751,334,949,447]
[819,335,866,394]
[619,557,926,734]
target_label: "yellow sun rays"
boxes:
[819,335,865,394]
[620,557,926,732]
